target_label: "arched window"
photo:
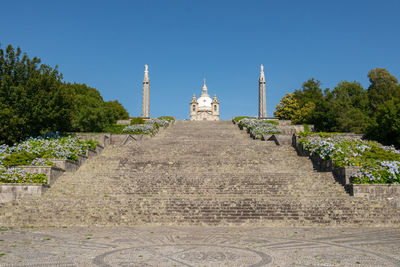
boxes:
[214,105,217,111]
[192,105,196,111]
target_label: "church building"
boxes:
[190,80,220,121]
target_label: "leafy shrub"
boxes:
[263,120,279,125]
[122,124,156,135]
[31,158,54,167]
[352,161,399,184]
[105,100,130,120]
[0,168,47,183]
[86,140,99,150]
[2,133,95,162]
[0,133,97,183]
[2,151,37,167]
[103,124,126,134]
[233,116,251,123]
[298,132,342,138]
[303,124,310,133]
[130,117,145,125]
[237,118,280,139]
[158,116,175,122]
[146,118,171,128]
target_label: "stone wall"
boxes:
[116,120,131,125]
[332,166,361,185]
[265,134,292,145]
[76,133,153,146]
[15,166,64,185]
[76,133,111,147]
[49,159,79,172]
[347,184,400,208]
[110,134,151,145]
[0,184,44,204]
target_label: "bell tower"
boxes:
[212,94,219,119]
[190,93,198,121]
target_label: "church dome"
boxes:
[197,95,212,110]
[197,79,213,110]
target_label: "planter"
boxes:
[75,133,111,147]
[310,154,333,172]
[276,126,295,135]
[295,143,311,157]
[13,166,64,185]
[110,134,151,145]
[48,159,79,172]
[292,134,299,148]
[78,154,88,166]
[268,134,292,146]
[116,120,131,125]
[95,144,104,154]
[277,120,292,126]
[261,134,273,142]
[347,184,400,208]
[0,184,44,203]
[86,148,97,158]
[249,131,255,139]
[332,166,361,186]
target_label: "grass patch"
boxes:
[103,124,126,134]
[233,116,252,123]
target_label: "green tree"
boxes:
[329,81,370,133]
[367,68,400,111]
[292,102,316,124]
[366,99,400,148]
[0,45,73,145]
[294,78,324,106]
[311,99,337,132]
[105,100,130,121]
[274,93,299,120]
[67,83,114,132]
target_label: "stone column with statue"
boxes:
[142,64,150,118]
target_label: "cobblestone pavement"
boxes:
[0,226,399,266]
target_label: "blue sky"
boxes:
[1,0,399,120]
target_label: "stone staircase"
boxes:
[0,121,399,226]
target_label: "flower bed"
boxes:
[237,118,280,139]
[110,117,175,135]
[0,133,98,183]
[0,167,47,184]
[122,124,156,134]
[298,135,400,184]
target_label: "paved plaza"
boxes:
[0,226,399,266]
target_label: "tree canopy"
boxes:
[0,44,130,145]
[274,68,400,148]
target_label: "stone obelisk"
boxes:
[258,64,267,118]
[142,64,150,118]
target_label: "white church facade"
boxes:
[190,80,219,121]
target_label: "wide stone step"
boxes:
[54,173,346,196]
[1,196,398,226]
